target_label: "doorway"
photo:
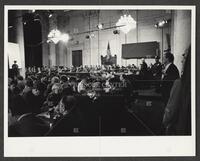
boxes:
[72,50,82,67]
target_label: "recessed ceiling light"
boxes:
[49,14,52,18]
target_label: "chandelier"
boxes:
[47,29,61,44]
[116,14,136,34]
[47,29,70,44]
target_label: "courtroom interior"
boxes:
[7,9,191,136]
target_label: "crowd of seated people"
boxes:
[8,51,191,136]
[24,58,162,86]
[9,64,141,136]
[8,60,161,136]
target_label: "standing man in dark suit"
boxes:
[12,60,19,79]
[161,52,180,105]
[152,56,162,80]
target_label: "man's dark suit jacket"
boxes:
[161,63,180,104]
[46,107,85,136]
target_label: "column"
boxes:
[16,11,25,77]
[40,14,49,67]
[48,13,57,66]
[171,10,191,73]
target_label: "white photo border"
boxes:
[4,5,196,157]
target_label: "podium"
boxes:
[101,55,117,65]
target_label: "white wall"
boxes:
[8,43,22,68]
[42,10,190,69]
[10,11,26,77]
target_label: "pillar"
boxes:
[15,11,25,77]
[48,13,57,66]
[171,10,191,73]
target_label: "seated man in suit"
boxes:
[161,52,180,105]
[77,77,88,94]
[8,112,50,137]
[46,95,85,136]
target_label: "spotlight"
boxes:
[113,30,120,34]
[85,34,95,39]
[158,21,164,27]
[8,25,13,29]
[49,14,53,18]
[85,35,90,39]
[90,33,95,38]
[155,19,170,28]
[23,22,27,25]
[158,19,168,27]
[97,23,103,30]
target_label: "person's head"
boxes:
[92,81,102,92]
[33,81,46,96]
[81,77,87,84]
[25,77,33,88]
[51,76,60,84]
[10,79,18,91]
[60,75,68,84]
[12,86,21,95]
[163,52,174,65]
[52,83,62,94]
[69,76,77,83]
[155,56,160,63]
[181,45,191,80]
[57,95,77,114]
[14,60,17,64]
[61,83,74,96]
[109,77,119,89]
[140,63,147,71]
[29,75,37,84]
[141,58,146,63]
[120,74,126,81]
[41,77,48,85]
[17,82,25,93]
[46,93,60,107]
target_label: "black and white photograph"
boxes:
[4,5,196,157]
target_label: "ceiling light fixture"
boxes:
[60,33,70,42]
[47,29,70,44]
[47,29,61,44]
[8,25,13,29]
[116,14,136,34]
[155,19,169,28]
[97,23,104,30]
[49,14,53,18]
[113,30,120,34]
[85,33,95,39]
